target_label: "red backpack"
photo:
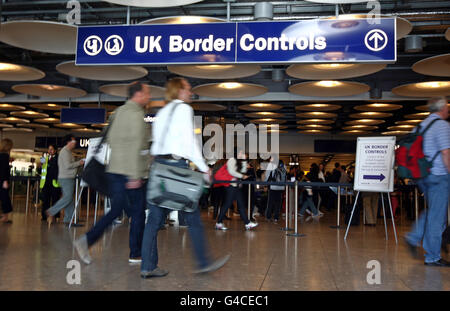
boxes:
[213,161,233,188]
[395,118,441,179]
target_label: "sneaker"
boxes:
[273,219,278,224]
[141,267,169,278]
[318,211,324,217]
[233,212,240,217]
[245,222,258,230]
[73,235,92,265]
[215,223,228,231]
[305,209,312,215]
[193,254,231,274]
[253,212,260,217]
[129,257,142,263]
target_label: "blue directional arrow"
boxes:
[363,174,385,181]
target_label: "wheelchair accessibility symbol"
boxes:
[105,35,124,56]
[364,29,388,52]
[83,35,102,56]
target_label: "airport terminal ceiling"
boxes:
[0,0,448,136]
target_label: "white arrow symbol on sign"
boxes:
[369,32,384,49]
[364,29,388,52]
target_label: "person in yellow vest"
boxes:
[40,144,61,221]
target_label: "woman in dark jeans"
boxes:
[0,138,13,224]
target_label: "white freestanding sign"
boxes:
[354,136,396,193]
[345,136,398,244]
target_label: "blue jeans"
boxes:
[47,178,74,223]
[141,157,211,273]
[141,204,211,272]
[299,196,319,216]
[406,174,450,263]
[86,173,145,258]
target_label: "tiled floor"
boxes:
[1,207,450,291]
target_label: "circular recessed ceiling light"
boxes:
[91,123,109,128]
[244,112,285,118]
[289,81,370,97]
[341,130,371,135]
[30,103,65,111]
[12,84,87,98]
[0,62,45,81]
[404,112,430,119]
[72,128,101,133]
[392,81,450,97]
[56,61,148,81]
[354,103,403,111]
[0,21,77,54]
[346,119,385,125]
[298,130,329,134]
[168,64,261,79]
[387,125,415,131]
[395,119,423,125]
[0,123,13,128]
[190,103,227,111]
[54,123,83,129]
[250,118,287,124]
[18,123,50,129]
[415,103,450,111]
[297,125,332,130]
[192,83,268,98]
[35,118,60,124]
[296,119,334,125]
[0,104,26,111]
[295,104,341,111]
[412,54,450,77]
[296,112,338,118]
[286,63,385,80]
[349,112,393,119]
[10,111,49,118]
[381,131,410,136]
[342,125,379,131]
[3,127,33,132]
[99,83,166,99]
[0,117,30,124]
[239,103,283,111]
[140,15,225,24]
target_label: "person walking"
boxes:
[214,150,258,231]
[140,77,230,278]
[46,135,84,227]
[265,159,287,223]
[0,139,13,224]
[40,144,61,222]
[74,81,151,265]
[405,97,450,266]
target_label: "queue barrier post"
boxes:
[330,185,342,229]
[287,181,306,238]
[281,182,293,231]
[25,178,30,215]
[248,183,251,220]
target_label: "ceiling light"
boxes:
[195,65,233,70]
[218,82,241,89]
[315,80,342,87]
[0,63,21,71]
[313,64,353,70]
[416,81,450,89]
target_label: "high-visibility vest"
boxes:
[40,156,60,189]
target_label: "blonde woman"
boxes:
[0,138,13,224]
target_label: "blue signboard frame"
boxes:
[76,18,396,65]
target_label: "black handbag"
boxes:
[81,116,115,196]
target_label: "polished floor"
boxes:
[1,202,450,291]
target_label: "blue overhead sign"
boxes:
[76,18,396,65]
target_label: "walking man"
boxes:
[46,135,84,227]
[74,81,151,264]
[140,77,230,278]
[405,97,450,266]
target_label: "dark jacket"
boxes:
[0,153,10,182]
[46,154,59,184]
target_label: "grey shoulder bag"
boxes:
[147,103,205,213]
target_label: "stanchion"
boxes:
[330,185,343,229]
[247,184,251,220]
[25,178,30,214]
[287,181,306,238]
[11,180,14,206]
[281,183,293,231]
[35,180,39,215]
[87,187,90,223]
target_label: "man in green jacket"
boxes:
[74,81,151,265]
